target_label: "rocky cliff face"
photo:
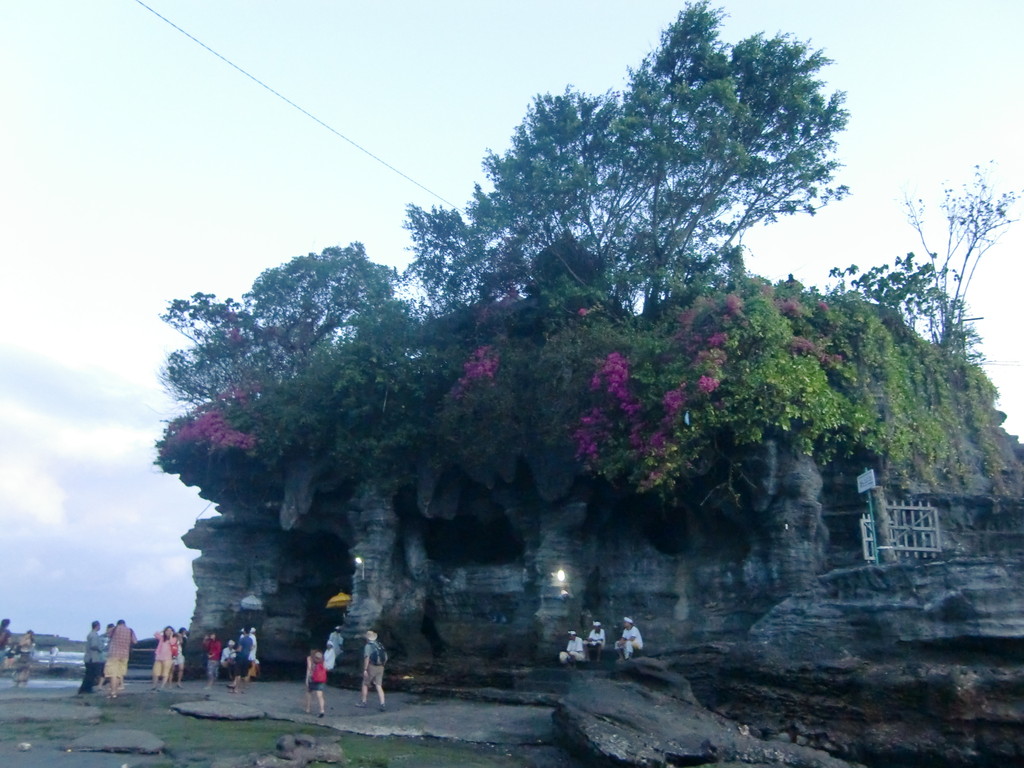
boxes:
[183,431,1024,660]
[184,439,840,661]
[180,427,1024,765]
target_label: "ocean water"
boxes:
[40,650,84,666]
[0,650,85,689]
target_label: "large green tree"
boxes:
[405,2,848,315]
[162,243,398,405]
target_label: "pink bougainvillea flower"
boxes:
[697,375,720,394]
[450,345,500,399]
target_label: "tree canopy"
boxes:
[405,2,848,316]
[157,5,1010,507]
[162,243,398,405]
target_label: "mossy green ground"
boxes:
[2,697,532,767]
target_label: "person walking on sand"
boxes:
[356,630,387,711]
[246,627,259,680]
[305,649,328,717]
[96,623,114,693]
[152,626,175,690]
[327,625,344,659]
[171,627,188,687]
[12,630,35,686]
[229,628,253,693]
[202,633,222,688]
[0,618,12,670]
[78,621,106,694]
[104,619,137,698]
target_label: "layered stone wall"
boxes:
[181,440,871,664]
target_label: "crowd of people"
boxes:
[0,618,36,687]
[10,617,392,716]
[558,616,644,666]
[3,611,643,713]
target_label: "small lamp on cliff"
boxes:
[354,556,365,580]
[553,568,571,599]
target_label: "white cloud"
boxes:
[124,554,197,596]
[0,397,156,468]
[0,459,67,528]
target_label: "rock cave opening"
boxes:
[423,512,524,565]
[281,530,353,647]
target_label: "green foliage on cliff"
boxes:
[155,4,1009,502]
[155,251,1007,500]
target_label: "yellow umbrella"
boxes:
[325,591,352,609]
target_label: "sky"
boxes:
[1,1,1021,641]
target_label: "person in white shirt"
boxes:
[220,639,237,681]
[585,621,606,662]
[559,630,585,665]
[615,617,643,660]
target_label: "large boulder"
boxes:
[709,558,1024,766]
[553,661,864,767]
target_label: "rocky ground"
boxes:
[0,659,877,768]
[0,676,575,768]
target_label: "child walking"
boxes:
[305,649,327,718]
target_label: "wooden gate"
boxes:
[861,499,941,562]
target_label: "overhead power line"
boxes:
[132,0,457,208]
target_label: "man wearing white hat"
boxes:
[356,630,387,711]
[585,621,606,662]
[615,617,643,660]
[559,630,585,666]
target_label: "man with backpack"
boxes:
[356,629,386,711]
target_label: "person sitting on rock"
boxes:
[585,621,606,662]
[220,639,236,681]
[559,630,585,666]
[614,617,643,660]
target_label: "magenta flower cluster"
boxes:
[724,293,744,317]
[662,385,688,418]
[450,345,500,399]
[573,407,608,461]
[574,352,645,462]
[789,336,843,367]
[706,331,728,348]
[590,352,642,417]
[170,409,257,452]
[697,375,720,394]
[775,297,805,318]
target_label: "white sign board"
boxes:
[857,469,877,494]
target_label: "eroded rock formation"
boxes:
[184,439,853,662]
[181,428,1024,766]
